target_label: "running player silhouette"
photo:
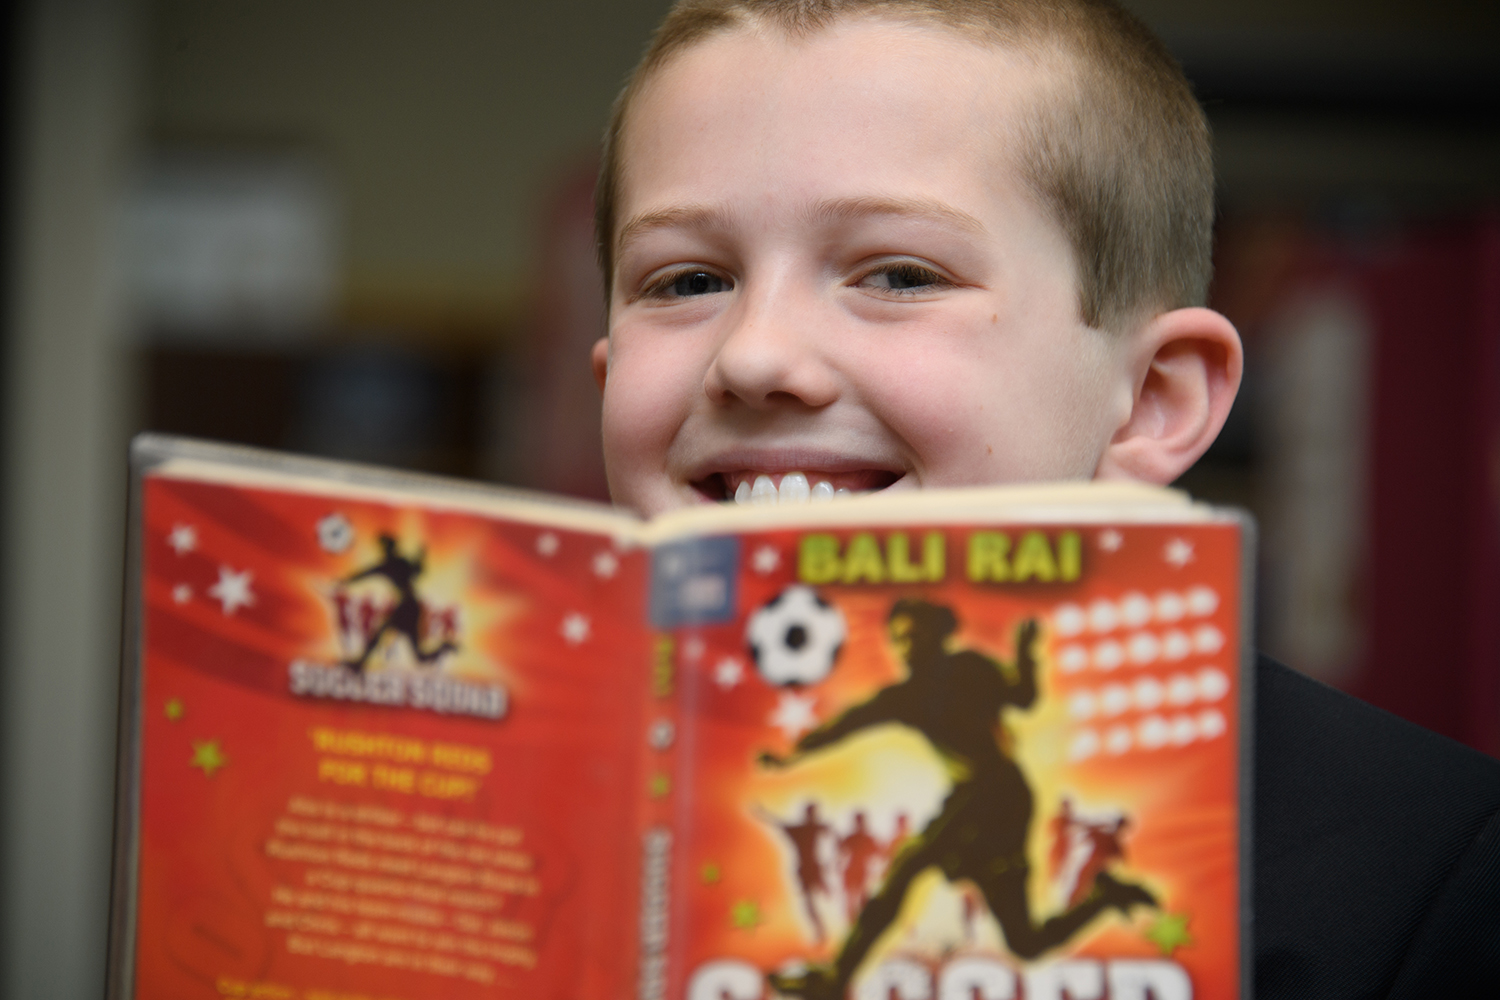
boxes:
[838,812,882,924]
[1049,797,1077,877]
[883,813,910,870]
[761,599,1155,999]
[756,803,833,943]
[342,534,456,672]
[1070,816,1132,908]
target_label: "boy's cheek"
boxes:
[601,385,682,457]
[598,402,663,513]
[603,332,708,419]
[599,339,703,506]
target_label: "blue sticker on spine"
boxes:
[650,536,739,629]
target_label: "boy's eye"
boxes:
[644,269,732,300]
[858,263,951,294]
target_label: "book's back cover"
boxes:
[645,515,1249,1000]
[112,438,652,1000]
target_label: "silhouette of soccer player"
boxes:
[884,813,910,862]
[342,534,456,672]
[1070,816,1132,908]
[358,595,383,641]
[333,590,352,637]
[761,599,1156,999]
[867,813,909,889]
[432,606,459,643]
[1049,797,1077,877]
[838,812,882,923]
[756,803,833,943]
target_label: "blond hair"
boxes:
[595,0,1213,334]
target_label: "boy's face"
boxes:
[597,19,1134,516]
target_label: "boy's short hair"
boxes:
[595,0,1214,334]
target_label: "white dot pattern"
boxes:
[1052,588,1219,638]
[1068,710,1229,762]
[1100,684,1130,717]
[1053,583,1234,762]
[1119,592,1153,628]
[1093,640,1125,671]
[1127,632,1160,665]
[1066,668,1229,720]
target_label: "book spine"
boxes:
[104,439,166,1000]
[1237,513,1258,1000]
[637,630,678,1000]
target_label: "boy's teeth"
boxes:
[750,474,777,505]
[731,472,844,506]
[778,472,810,504]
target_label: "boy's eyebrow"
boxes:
[807,196,988,237]
[616,205,734,257]
[615,197,987,255]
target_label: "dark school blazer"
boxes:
[1255,656,1500,997]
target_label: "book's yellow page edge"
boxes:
[135,436,1230,546]
[134,435,642,540]
[637,480,1221,544]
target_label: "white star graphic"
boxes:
[592,550,619,579]
[167,524,197,555]
[172,583,192,604]
[207,566,255,615]
[768,691,819,740]
[1098,529,1123,552]
[1163,538,1195,568]
[560,612,591,645]
[714,656,745,689]
[648,718,676,750]
[536,532,560,557]
[751,545,781,575]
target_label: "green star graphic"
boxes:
[648,771,672,798]
[700,862,721,885]
[164,698,184,721]
[190,739,228,777]
[730,899,761,930]
[1145,911,1193,955]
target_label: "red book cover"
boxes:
[109,437,1250,1000]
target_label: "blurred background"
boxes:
[1,0,1496,994]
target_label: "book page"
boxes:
[643,513,1246,1000]
[639,480,1205,546]
[123,455,652,998]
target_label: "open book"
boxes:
[109,435,1252,1000]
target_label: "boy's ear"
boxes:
[591,337,610,393]
[1095,307,1243,486]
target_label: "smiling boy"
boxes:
[592,1,1240,514]
[589,0,1500,995]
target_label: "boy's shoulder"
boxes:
[1254,655,1500,996]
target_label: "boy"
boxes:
[589,0,1500,994]
[592,0,1238,514]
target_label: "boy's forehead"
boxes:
[615,18,1060,229]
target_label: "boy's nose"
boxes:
[703,295,840,410]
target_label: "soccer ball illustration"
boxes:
[317,513,355,554]
[747,585,846,687]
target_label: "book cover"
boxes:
[109,436,1251,1000]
